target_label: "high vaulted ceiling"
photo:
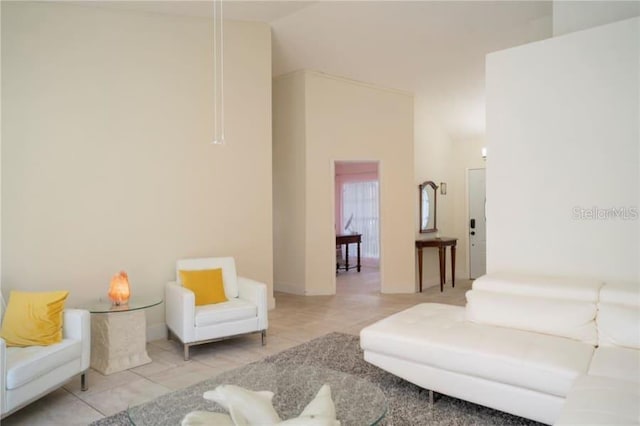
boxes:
[88,1,554,139]
[89,1,317,22]
[268,1,552,139]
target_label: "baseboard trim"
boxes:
[274,284,305,295]
[304,289,334,296]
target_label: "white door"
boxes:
[468,168,486,279]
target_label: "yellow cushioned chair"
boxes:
[165,257,268,360]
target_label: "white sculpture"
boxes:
[204,385,281,425]
[181,384,339,426]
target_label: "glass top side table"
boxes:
[87,298,162,314]
[85,297,163,375]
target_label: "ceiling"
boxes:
[268,1,552,139]
[89,1,316,22]
[88,1,554,139]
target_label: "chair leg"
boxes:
[428,390,435,404]
[167,327,172,341]
[261,329,267,346]
[184,344,190,361]
[81,372,88,391]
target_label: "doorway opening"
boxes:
[334,161,381,294]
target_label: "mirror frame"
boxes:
[419,180,438,233]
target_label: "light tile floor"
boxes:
[3,268,471,425]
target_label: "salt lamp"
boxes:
[108,271,130,306]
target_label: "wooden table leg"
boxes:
[418,248,423,292]
[451,244,456,288]
[443,247,447,290]
[357,241,361,272]
[345,243,350,271]
[438,247,445,292]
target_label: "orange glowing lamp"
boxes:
[108,271,130,306]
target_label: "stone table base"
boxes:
[90,310,151,375]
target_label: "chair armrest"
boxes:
[1,338,6,414]
[165,281,196,343]
[237,276,268,331]
[63,309,91,372]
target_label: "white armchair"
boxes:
[0,309,90,419]
[165,257,268,360]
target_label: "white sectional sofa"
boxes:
[0,309,91,418]
[360,273,640,425]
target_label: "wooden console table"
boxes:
[416,237,457,292]
[336,234,362,272]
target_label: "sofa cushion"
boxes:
[6,338,82,390]
[600,281,640,306]
[598,303,640,349]
[466,290,598,344]
[598,282,640,349]
[180,268,228,306]
[195,299,257,327]
[360,303,594,397]
[555,375,640,425]
[1,290,69,347]
[177,257,239,299]
[588,346,640,383]
[472,273,602,302]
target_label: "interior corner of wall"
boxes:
[146,323,168,342]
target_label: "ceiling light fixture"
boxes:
[212,0,225,145]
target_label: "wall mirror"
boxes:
[419,181,438,233]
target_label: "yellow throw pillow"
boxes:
[0,290,69,347]
[179,268,228,306]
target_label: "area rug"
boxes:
[91,332,542,425]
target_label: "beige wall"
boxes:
[451,137,486,279]
[0,1,2,295]
[305,72,415,294]
[414,100,455,288]
[273,71,415,295]
[414,101,488,286]
[272,73,306,295]
[1,2,274,337]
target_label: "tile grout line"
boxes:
[61,386,109,418]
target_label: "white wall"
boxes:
[553,0,640,36]
[2,2,274,337]
[486,17,639,281]
[414,100,455,288]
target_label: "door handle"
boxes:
[470,218,476,229]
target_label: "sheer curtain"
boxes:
[342,180,380,263]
